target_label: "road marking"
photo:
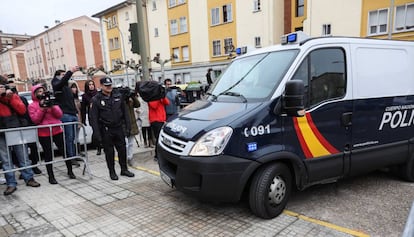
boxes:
[283,210,370,237]
[126,160,370,237]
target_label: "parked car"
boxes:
[177,82,207,107]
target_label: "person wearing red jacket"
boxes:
[148,97,169,161]
[0,78,41,195]
[28,84,76,184]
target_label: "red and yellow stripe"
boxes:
[293,113,339,159]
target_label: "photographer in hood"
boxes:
[28,85,76,184]
[0,76,41,195]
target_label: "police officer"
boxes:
[89,77,135,180]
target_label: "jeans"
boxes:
[126,136,134,161]
[0,135,34,187]
[61,113,78,158]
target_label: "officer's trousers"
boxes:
[102,126,128,173]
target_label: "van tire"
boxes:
[249,163,292,219]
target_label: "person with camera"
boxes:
[52,66,80,167]
[0,77,41,195]
[89,77,135,180]
[28,84,76,184]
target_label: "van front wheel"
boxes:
[249,163,292,219]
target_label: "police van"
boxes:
[157,32,414,219]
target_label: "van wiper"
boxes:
[206,92,217,101]
[217,91,247,103]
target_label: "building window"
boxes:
[224,38,233,54]
[177,0,185,4]
[179,17,187,33]
[182,46,189,61]
[254,0,261,11]
[368,9,388,35]
[170,19,178,35]
[109,39,114,50]
[322,24,331,35]
[56,49,59,58]
[154,27,159,37]
[169,0,175,8]
[106,18,112,29]
[152,0,157,10]
[125,12,129,21]
[61,48,64,57]
[211,8,220,25]
[213,40,221,56]
[395,3,414,32]
[296,0,304,17]
[223,4,232,23]
[255,36,261,47]
[173,48,180,62]
[112,15,117,27]
[114,37,120,49]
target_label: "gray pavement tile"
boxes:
[0,144,364,237]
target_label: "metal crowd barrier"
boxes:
[0,122,92,179]
[403,200,414,237]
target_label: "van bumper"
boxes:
[158,147,259,202]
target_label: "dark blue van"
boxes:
[157,32,414,219]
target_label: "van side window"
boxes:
[292,48,346,108]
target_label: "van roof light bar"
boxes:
[281,31,310,45]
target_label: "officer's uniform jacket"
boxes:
[89,91,131,141]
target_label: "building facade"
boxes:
[361,0,414,40]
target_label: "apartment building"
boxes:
[93,0,287,84]
[0,16,103,92]
[0,31,31,53]
[361,0,414,40]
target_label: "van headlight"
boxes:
[189,127,233,156]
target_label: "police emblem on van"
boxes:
[166,122,187,134]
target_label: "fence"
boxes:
[403,200,414,237]
[0,122,92,178]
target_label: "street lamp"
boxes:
[44,26,54,76]
[102,19,129,87]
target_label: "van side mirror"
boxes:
[283,80,305,117]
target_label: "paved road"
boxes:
[0,145,370,237]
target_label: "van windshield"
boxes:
[210,49,298,102]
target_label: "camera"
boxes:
[117,87,135,100]
[39,91,56,107]
[1,85,16,96]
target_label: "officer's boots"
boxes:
[46,165,57,185]
[109,168,119,180]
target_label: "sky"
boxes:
[0,0,123,35]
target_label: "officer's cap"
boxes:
[100,77,112,86]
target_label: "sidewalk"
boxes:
[0,141,366,237]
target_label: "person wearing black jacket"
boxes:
[51,66,79,166]
[89,77,135,180]
[80,79,102,155]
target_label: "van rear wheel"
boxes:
[249,163,292,219]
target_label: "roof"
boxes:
[91,0,134,18]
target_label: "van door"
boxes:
[285,47,352,183]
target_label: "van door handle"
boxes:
[341,112,352,127]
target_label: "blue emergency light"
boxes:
[247,142,257,152]
[287,33,297,43]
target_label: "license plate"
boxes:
[160,170,173,188]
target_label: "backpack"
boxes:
[137,81,165,102]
